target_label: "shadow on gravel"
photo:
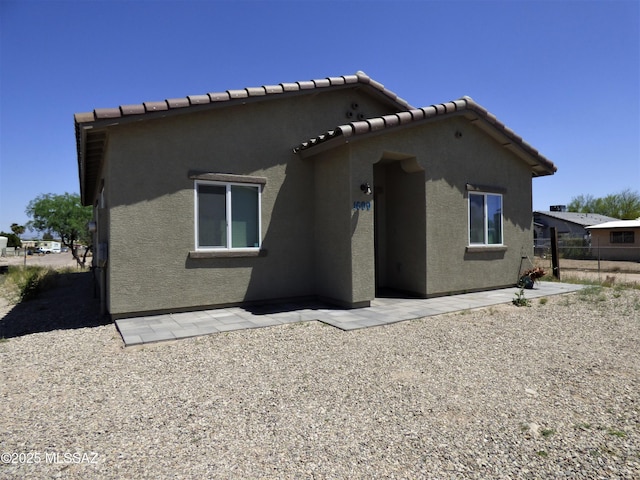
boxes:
[0,271,111,339]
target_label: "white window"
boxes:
[469,192,503,245]
[195,181,261,250]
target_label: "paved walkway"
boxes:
[115,282,584,346]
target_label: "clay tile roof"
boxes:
[94,108,121,119]
[74,71,413,126]
[264,84,283,94]
[245,86,266,96]
[74,112,95,123]
[293,96,557,177]
[144,101,168,112]
[227,89,248,99]
[166,98,190,108]
[208,92,230,102]
[188,94,210,105]
[327,76,346,85]
[120,104,145,116]
[312,78,330,88]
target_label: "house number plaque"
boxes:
[353,201,371,211]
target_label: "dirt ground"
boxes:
[2,251,82,269]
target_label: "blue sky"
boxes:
[1,0,638,235]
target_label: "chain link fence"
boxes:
[534,234,640,283]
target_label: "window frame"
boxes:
[194,179,262,252]
[610,231,634,244]
[468,191,504,246]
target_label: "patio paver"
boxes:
[115,281,585,346]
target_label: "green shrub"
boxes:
[2,266,56,302]
[559,237,592,260]
[512,288,531,307]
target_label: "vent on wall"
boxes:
[346,101,366,120]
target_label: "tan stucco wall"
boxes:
[102,89,396,316]
[313,145,356,305]
[343,115,533,298]
[97,88,540,317]
[588,228,640,261]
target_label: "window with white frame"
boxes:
[195,181,261,250]
[469,192,503,245]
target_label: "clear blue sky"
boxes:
[1,0,638,236]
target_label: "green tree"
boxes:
[0,232,21,248]
[26,193,93,266]
[8,223,25,248]
[568,188,640,220]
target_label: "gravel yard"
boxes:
[0,282,639,479]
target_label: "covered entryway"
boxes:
[373,156,427,297]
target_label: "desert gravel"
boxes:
[1,286,639,479]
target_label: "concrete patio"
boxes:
[115,281,585,346]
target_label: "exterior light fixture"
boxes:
[360,183,372,195]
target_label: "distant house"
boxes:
[534,209,619,240]
[586,220,640,261]
[75,71,557,319]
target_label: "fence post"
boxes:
[597,237,600,282]
[550,227,561,280]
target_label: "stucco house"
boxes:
[534,209,619,240]
[586,220,640,261]
[75,71,557,319]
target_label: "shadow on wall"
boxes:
[0,272,110,339]
[243,159,316,303]
[183,158,317,305]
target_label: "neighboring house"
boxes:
[586,220,640,261]
[533,210,619,241]
[75,71,557,319]
[20,240,62,253]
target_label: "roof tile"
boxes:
[421,106,437,118]
[297,80,315,90]
[367,78,385,91]
[355,71,370,84]
[208,92,231,102]
[264,84,284,94]
[352,121,370,135]
[312,78,330,88]
[367,117,386,131]
[120,104,146,116]
[144,101,168,112]
[443,101,458,113]
[246,87,266,96]
[74,112,95,123]
[188,95,210,105]
[397,111,414,124]
[452,99,467,110]
[75,71,414,127]
[94,108,121,119]
[337,125,354,137]
[293,96,557,176]
[342,74,359,84]
[166,98,190,108]
[382,114,400,128]
[280,82,300,92]
[327,76,345,85]
[227,89,248,99]
[409,109,425,121]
